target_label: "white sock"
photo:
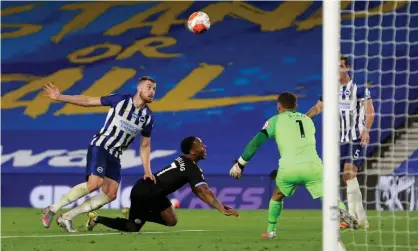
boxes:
[346,178,359,218]
[49,182,90,213]
[355,185,367,222]
[346,178,367,222]
[62,192,110,220]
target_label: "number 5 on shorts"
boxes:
[353,149,360,159]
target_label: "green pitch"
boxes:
[2,208,417,251]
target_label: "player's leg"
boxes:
[142,196,178,226]
[100,153,121,201]
[60,155,120,223]
[342,140,368,228]
[118,196,178,227]
[88,180,147,232]
[90,193,176,231]
[101,177,119,201]
[262,168,295,239]
[340,142,355,229]
[56,174,103,232]
[57,148,117,232]
[262,186,285,239]
[304,162,359,229]
[125,192,178,228]
[61,179,115,222]
[344,162,368,227]
[264,170,283,237]
[89,194,146,232]
[343,162,358,216]
[41,146,104,229]
[92,215,144,232]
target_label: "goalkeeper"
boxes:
[229,92,358,238]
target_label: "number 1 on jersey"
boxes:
[296,120,305,138]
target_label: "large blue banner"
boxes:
[2,1,417,176]
[1,1,325,176]
[2,0,418,212]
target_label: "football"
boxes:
[188,12,211,34]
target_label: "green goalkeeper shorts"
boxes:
[275,162,323,199]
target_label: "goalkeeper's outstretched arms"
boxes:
[229,129,269,179]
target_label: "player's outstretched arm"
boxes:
[306,100,323,118]
[193,184,238,217]
[43,82,102,107]
[230,130,269,179]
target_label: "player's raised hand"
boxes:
[144,172,157,184]
[360,130,370,146]
[43,82,61,100]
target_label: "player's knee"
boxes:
[87,178,103,192]
[126,222,140,232]
[343,174,352,183]
[102,178,119,201]
[165,216,178,227]
[343,172,356,183]
[271,193,284,202]
[343,165,358,183]
[105,191,117,201]
[271,188,285,202]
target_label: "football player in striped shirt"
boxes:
[306,55,375,228]
[41,76,157,232]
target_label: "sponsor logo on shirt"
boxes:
[120,120,141,134]
[339,101,353,110]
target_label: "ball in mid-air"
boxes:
[170,198,181,208]
[188,12,210,34]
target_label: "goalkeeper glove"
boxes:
[229,157,247,179]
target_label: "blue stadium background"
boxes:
[2,1,417,210]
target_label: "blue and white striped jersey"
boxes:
[320,80,371,143]
[90,94,154,158]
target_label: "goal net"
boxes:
[332,1,418,250]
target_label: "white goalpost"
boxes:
[324,1,417,251]
[322,0,341,251]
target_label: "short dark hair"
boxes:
[181,136,196,154]
[340,55,349,67]
[139,76,156,84]
[277,92,297,110]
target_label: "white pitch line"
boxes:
[1,229,213,239]
[2,232,121,239]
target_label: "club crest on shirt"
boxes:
[344,88,351,96]
[139,116,146,123]
[262,121,269,130]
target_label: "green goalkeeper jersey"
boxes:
[263,111,322,166]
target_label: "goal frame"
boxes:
[322,0,341,250]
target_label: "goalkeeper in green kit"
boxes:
[229,92,359,238]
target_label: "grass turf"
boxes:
[1,208,417,251]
